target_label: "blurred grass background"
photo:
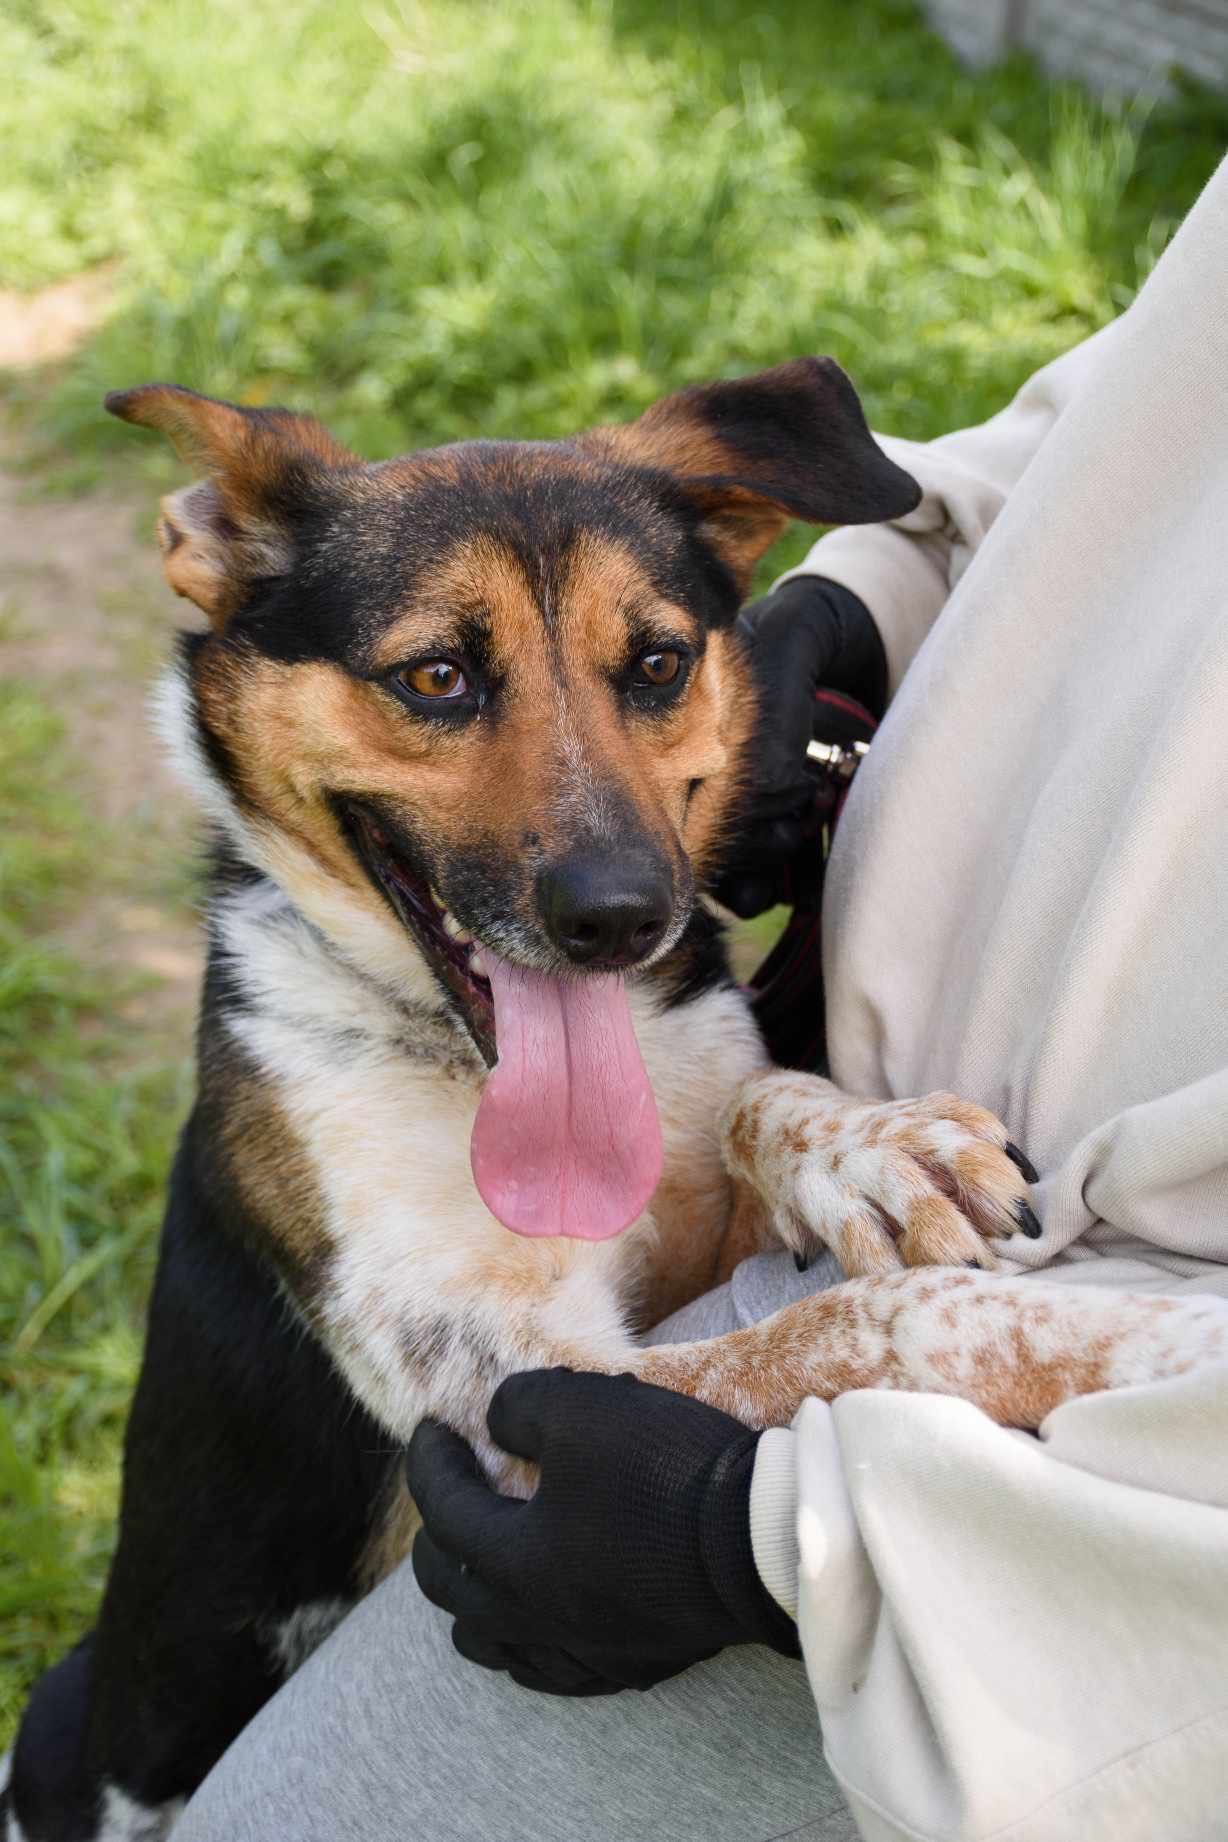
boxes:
[1,0,1225,1742]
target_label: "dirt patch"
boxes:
[1,445,205,1054]
[0,268,117,372]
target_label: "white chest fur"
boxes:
[215,882,764,1443]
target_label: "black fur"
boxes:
[231,443,752,669]
[654,356,920,524]
[8,1115,393,1837]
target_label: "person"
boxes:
[174,157,1228,1842]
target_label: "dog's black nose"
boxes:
[538,850,672,968]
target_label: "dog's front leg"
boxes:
[316,1233,647,1505]
[722,1068,1039,1276]
[6,1177,394,1842]
[629,1268,1228,1431]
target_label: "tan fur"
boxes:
[687,490,791,592]
[107,384,353,482]
[372,530,551,676]
[186,528,755,977]
[358,1472,422,1594]
[713,1178,772,1287]
[722,1071,1027,1272]
[583,400,799,593]
[207,1031,334,1285]
[634,1272,1228,1432]
[108,385,356,625]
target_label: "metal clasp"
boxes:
[805,738,869,783]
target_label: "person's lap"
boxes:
[176,1251,855,1842]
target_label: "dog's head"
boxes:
[111,363,917,1238]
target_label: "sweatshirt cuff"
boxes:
[775,524,949,699]
[749,1427,800,1620]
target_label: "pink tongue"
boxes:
[470,952,663,1239]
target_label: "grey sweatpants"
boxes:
[176,1251,856,1842]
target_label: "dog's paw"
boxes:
[725,1076,1040,1277]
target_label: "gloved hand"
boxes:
[407,1369,800,1696]
[717,575,886,918]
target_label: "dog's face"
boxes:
[112,364,917,1072]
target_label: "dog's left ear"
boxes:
[105,383,356,627]
[587,357,920,591]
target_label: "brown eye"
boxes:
[402,660,466,699]
[636,649,682,687]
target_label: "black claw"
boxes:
[1005,1141,1040,1185]
[1016,1200,1043,1239]
[794,1251,812,1274]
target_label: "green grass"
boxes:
[1,0,1224,1744]
[0,684,186,1739]
[5,1,1226,503]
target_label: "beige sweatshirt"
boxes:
[749,157,1228,1842]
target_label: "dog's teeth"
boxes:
[469,949,486,978]
[442,912,472,944]
[429,886,445,910]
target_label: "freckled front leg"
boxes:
[722,1068,1040,1277]
[318,1242,647,1503]
[631,1269,1228,1431]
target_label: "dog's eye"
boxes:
[399,660,467,699]
[634,649,682,687]
[625,645,691,711]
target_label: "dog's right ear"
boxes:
[105,384,356,627]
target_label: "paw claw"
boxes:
[1005,1141,1040,1185]
[1016,1200,1043,1239]
[734,1076,1032,1279]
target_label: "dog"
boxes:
[6,360,1224,1842]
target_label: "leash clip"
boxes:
[805,737,869,784]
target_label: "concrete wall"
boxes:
[921,0,1228,97]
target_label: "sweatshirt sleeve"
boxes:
[749,1368,1228,1842]
[779,322,1121,696]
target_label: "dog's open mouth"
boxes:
[347,806,497,1066]
[345,803,663,1242]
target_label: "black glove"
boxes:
[407,1369,799,1697]
[718,575,885,918]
